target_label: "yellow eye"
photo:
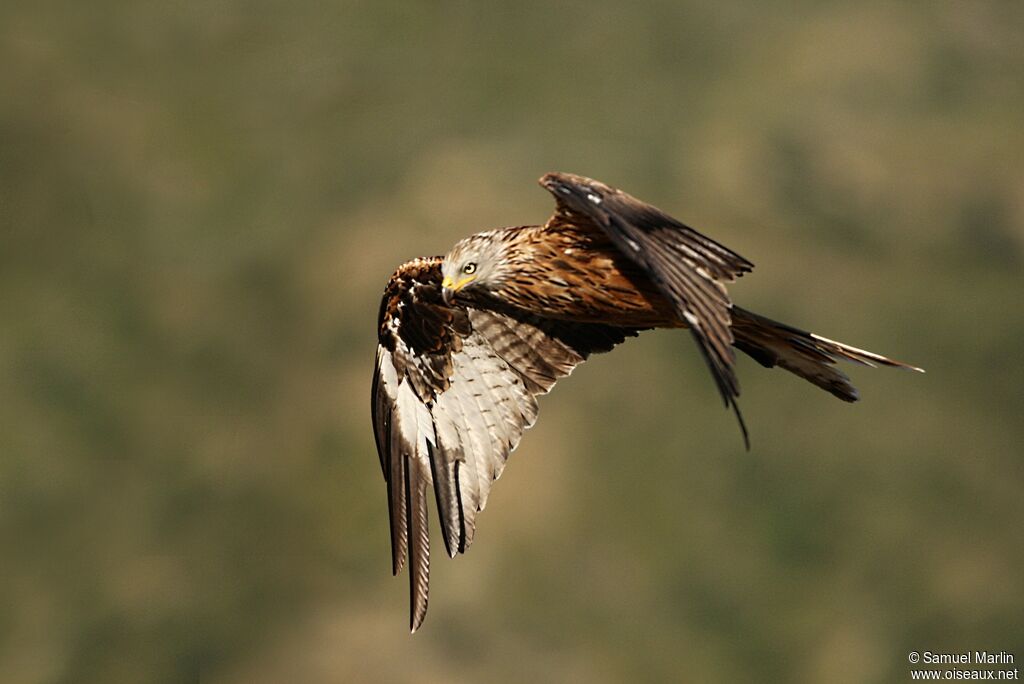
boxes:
[462,262,477,275]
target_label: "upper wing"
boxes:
[539,171,755,447]
[373,257,638,631]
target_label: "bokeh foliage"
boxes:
[1,2,1022,682]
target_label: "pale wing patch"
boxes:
[374,344,439,630]
[374,255,638,631]
[431,329,539,551]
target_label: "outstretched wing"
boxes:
[539,171,755,447]
[373,257,638,631]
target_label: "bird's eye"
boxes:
[462,262,477,275]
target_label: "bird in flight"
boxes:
[371,172,922,631]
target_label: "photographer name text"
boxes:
[918,653,1015,665]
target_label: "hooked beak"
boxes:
[441,275,456,306]
[441,274,474,306]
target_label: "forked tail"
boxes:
[730,306,924,402]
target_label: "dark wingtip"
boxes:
[539,171,604,197]
[732,400,751,451]
[539,171,571,195]
[409,593,427,633]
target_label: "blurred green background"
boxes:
[2,2,1022,682]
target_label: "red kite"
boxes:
[372,172,922,631]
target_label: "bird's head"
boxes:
[440,231,511,306]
